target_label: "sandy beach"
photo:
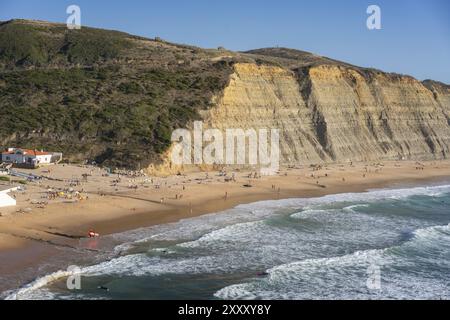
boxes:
[1,160,450,294]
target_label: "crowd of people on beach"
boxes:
[0,160,435,234]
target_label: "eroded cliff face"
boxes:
[304,65,450,161]
[201,62,450,166]
[203,63,328,164]
[423,80,450,124]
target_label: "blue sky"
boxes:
[1,0,449,83]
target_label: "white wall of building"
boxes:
[2,149,56,165]
[35,154,51,164]
[0,189,17,208]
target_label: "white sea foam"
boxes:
[413,223,450,240]
[290,209,331,219]
[343,204,370,213]
[111,184,450,248]
[215,223,450,300]
[5,268,81,300]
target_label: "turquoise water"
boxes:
[6,183,450,300]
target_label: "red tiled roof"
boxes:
[1,149,50,156]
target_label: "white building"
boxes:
[0,187,17,208]
[1,148,56,166]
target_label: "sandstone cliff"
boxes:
[202,59,450,166]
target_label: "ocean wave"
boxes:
[215,247,388,300]
[111,184,450,251]
[109,206,281,253]
[5,268,82,300]
[343,204,370,213]
[414,223,450,239]
[290,209,331,219]
[178,221,265,249]
[214,223,450,300]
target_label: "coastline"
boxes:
[1,160,450,295]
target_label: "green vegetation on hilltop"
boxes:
[0,20,234,168]
[0,20,133,68]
